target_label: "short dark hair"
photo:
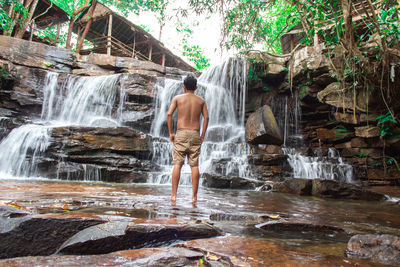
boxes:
[183,75,197,91]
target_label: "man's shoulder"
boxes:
[194,94,205,103]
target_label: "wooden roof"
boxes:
[74,2,195,72]
[34,0,69,29]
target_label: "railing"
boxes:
[80,33,150,61]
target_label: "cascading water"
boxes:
[274,93,355,183]
[149,57,252,185]
[0,72,123,179]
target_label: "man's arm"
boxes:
[167,97,177,142]
[200,101,209,141]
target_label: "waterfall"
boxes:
[0,72,123,179]
[149,57,252,185]
[274,93,355,183]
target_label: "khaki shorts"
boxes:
[172,130,202,167]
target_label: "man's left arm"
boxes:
[200,102,209,141]
[167,97,177,142]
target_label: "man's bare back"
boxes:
[169,93,206,132]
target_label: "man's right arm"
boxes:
[200,101,209,141]
[167,97,177,142]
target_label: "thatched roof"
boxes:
[74,2,195,72]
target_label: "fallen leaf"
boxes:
[207,254,221,261]
[269,215,280,219]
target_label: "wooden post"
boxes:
[132,33,135,58]
[148,43,152,61]
[30,20,36,41]
[161,53,165,67]
[107,14,113,56]
[55,23,61,46]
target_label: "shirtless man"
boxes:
[167,75,209,203]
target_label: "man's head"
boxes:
[183,75,197,91]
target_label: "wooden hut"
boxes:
[74,2,195,72]
[280,0,384,54]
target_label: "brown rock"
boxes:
[245,105,283,145]
[355,126,381,138]
[316,128,353,142]
[0,247,204,267]
[178,236,369,266]
[0,213,105,259]
[272,178,313,195]
[351,137,369,148]
[346,234,400,266]
[202,173,265,189]
[0,36,74,72]
[58,220,222,255]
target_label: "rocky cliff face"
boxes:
[0,36,191,182]
[245,46,400,186]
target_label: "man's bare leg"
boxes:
[171,164,182,201]
[191,166,199,202]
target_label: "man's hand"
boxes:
[169,134,175,143]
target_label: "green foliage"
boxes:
[176,23,210,71]
[248,58,268,83]
[139,24,150,32]
[377,111,397,137]
[0,68,8,78]
[298,81,312,99]
[0,0,29,34]
[377,6,400,48]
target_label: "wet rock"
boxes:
[0,247,204,267]
[58,220,222,255]
[272,178,313,195]
[202,173,265,189]
[0,213,105,259]
[311,179,386,200]
[316,127,353,142]
[245,105,283,145]
[0,205,31,218]
[0,36,74,72]
[248,154,288,166]
[178,235,367,266]
[256,220,347,239]
[346,234,400,266]
[272,178,387,200]
[50,126,150,157]
[210,213,261,221]
[355,126,381,138]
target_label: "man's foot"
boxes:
[171,195,176,202]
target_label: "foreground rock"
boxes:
[346,234,400,266]
[272,178,387,200]
[0,247,204,267]
[0,212,105,259]
[58,219,222,255]
[202,173,265,189]
[177,236,372,266]
[256,220,349,241]
[245,105,283,145]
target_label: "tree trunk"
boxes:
[66,0,90,50]
[76,0,97,54]
[14,0,39,39]
[341,0,354,50]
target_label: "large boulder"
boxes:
[346,234,400,266]
[272,178,387,201]
[245,105,283,145]
[57,220,222,255]
[0,36,74,72]
[0,212,105,259]
[202,173,265,189]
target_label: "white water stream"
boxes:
[0,73,123,179]
[149,57,252,184]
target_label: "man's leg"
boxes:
[171,164,182,201]
[191,166,199,202]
